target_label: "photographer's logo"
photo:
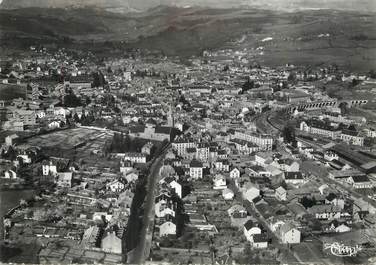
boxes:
[324,242,362,257]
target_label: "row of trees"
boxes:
[282,125,297,147]
[125,175,147,252]
[71,112,95,126]
[103,133,147,154]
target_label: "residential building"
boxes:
[340,130,364,146]
[101,232,122,254]
[159,221,176,237]
[189,160,203,179]
[279,223,301,244]
[275,186,287,201]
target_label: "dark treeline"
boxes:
[104,133,147,154]
[124,175,147,252]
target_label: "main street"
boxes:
[127,144,170,264]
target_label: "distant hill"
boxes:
[0,6,375,71]
[1,0,375,12]
[0,0,127,9]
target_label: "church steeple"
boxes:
[167,104,174,128]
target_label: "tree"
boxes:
[1,61,12,75]
[339,102,349,115]
[300,196,316,209]
[243,242,252,260]
[368,69,376,79]
[351,78,361,87]
[3,146,17,161]
[80,112,87,125]
[73,113,80,123]
[282,125,296,146]
[63,93,81,107]
[241,79,255,94]
[288,72,297,82]
[92,71,105,88]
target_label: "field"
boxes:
[26,127,110,149]
[26,127,112,161]
[0,83,26,101]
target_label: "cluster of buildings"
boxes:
[1,43,376,264]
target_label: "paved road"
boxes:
[127,145,170,264]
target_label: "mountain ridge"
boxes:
[1,0,375,12]
[0,6,375,71]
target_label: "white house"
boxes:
[227,204,247,218]
[254,152,272,166]
[101,232,122,254]
[308,205,341,220]
[125,172,138,183]
[42,160,57,176]
[5,134,19,146]
[56,172,72,188]
[189,160,203,179]
[265,165,283,178]
[213,159,230,172]
[347,175,373,189]
[120,161,133,174]
[222,188,234,200]
[117,152,147,164]
[4,169,17,179]
[327,221,351,233]
[35,110,46,119]
[159,221,176,237]
[169,180,182,198]
[284,172,305,185]
[48,120,61,129]
[252,234,268,249]
[93,212,113,222]
[277,159,300,172]
[279,223,301,244]
[243,220,262,242]
[325,193,345,210]
[324,151,339,161]
[141,142,154,155]
[17,154,32,164]
[213,174,227,190]
[340,130,364,146]
[275,186,287,201]
[268,217,286,232]
[106,179,125,193]
[230,168,240,179]
[241,183,260,202]
[155,200,175,218]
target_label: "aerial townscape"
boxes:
[0,0,376,265]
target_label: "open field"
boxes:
[26,127,112,149]
[24,127,121,169]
